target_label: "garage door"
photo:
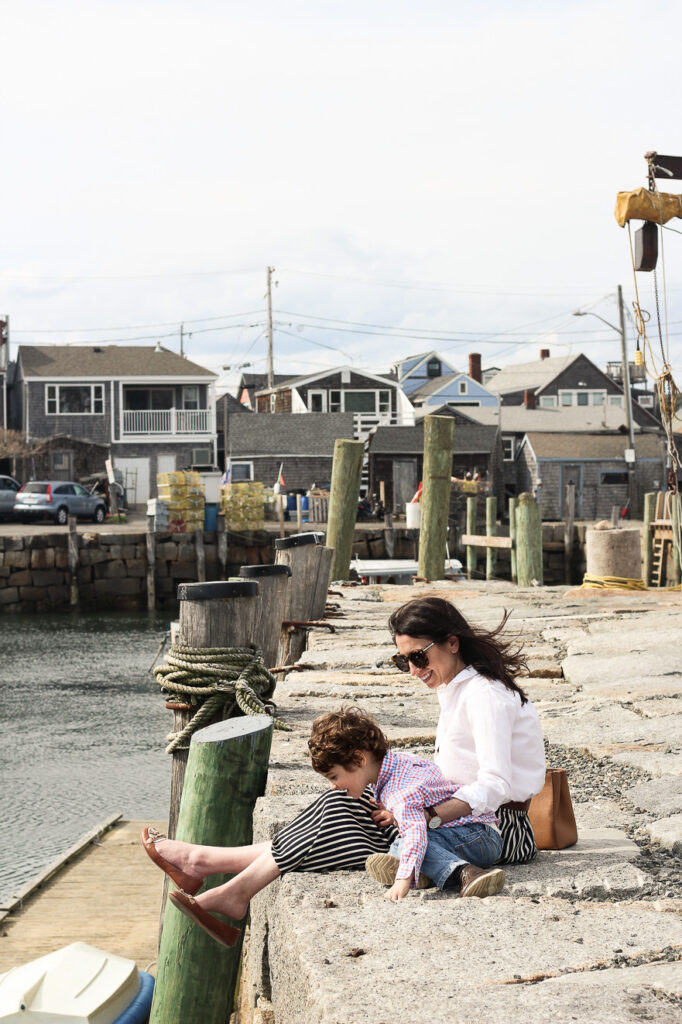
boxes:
[115,457,151,505]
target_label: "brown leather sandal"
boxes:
[140,826,203,896]
[168,890,241,948]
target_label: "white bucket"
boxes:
[405,502,422,529]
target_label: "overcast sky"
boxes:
[3,0,681,392]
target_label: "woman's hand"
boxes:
[384,877,411,901]
[370,802,397,829]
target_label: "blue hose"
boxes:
[112,971,154,1023]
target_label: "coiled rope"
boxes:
[154,641,292,753]
[580,573,647,591]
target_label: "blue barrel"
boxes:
[301,496,309,511]
[204,503,218,531]
[286,494,297,511]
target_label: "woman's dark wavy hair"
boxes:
[388,596,529,704]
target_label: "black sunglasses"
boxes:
[391,641,436,672]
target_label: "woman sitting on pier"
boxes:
[142,595,545,944]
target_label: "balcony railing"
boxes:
[122,408,211,435]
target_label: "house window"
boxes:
[124,387,173,410]
[231,461,253,481]
[269,394,277,412]
[557,389,608,407]
[503,437,515,461]
[637,394,654,408]
[427,358,441,377]
[560,392,572,406]
[308,390,326,413]
[329,390,341,413]
[378,390,391,414]
[592,392,604,405]
[344,391,376,413]
[458,381,467,395]
[577,392,589,406]
[608,395,623,407]
[600,471,628,485]
[46,384,104,415]
[539,395,557,407]
[183,386,199,410]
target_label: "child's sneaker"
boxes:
[365,854,432,889]
[459,864,505,898]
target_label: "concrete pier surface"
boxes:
[244,580,682,1024]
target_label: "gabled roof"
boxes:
[485,355,578,395]
[394,350,457,382]
[18,345,216,378]
[240,372,292,390]
[369,422,498,455]
[227,412,356,456]
[409,373,458,400]
[446,403,646,434]
[523,432,664,459]
[254,364,397,395]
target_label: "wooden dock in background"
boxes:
[0,819,166,975]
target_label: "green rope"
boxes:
[154,641,292,753]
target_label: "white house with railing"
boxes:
[13,345,218,503]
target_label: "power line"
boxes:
[12,310,266,334]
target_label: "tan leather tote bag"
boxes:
[528,768,578,850]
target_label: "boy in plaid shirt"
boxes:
[309,707,505,901]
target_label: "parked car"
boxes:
[0,474,22,520]
[14,481,107,525]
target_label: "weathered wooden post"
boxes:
[151,716,273,1024]
[326,438,364,580]
[275,532,333,665]
[509,496,517,583]
[642,491,656,586]
[485,496,497,581]
[515,492,543,586]
[277,495,286,539]
[418,415,455,582]
[671,492,681,586]
[168,581,260,838]
[295,493,303,532]
[194,529,206,583]
[465,496,477,580]
[146,516,156,610]
[563,482,575,585]
[68,516,79,606]
[217,514,228,579]
[238,564,292,667]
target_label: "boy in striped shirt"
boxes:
[309,707,505,901]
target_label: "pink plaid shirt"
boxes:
[373,748,497,885]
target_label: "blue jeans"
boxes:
[389,823,503,891]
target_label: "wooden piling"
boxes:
[509,496,517,583]
[515,492,543,587]
[563,482,575,585]
[485,496,497,581]
[238,564,292,667]
[642,491,656,586]
[465,496,477,580]
[275,533,333,665]
[146,517,156,610]
[670,492,681,585]
[417,415,455,582]
[326,438,365,580]
[296,493,303,532]
[277,495,285,539]
[68,516,79,606]
[217,514,228,579]
[151,716,273,1024]
[194,530,206,583]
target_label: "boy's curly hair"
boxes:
[308,707,389,774]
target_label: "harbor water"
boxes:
[0,611,171,901]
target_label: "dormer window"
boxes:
[427,358,441,378]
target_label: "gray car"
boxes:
[14,481,107,525]
[0,474,22,519]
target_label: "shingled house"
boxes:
[225,412,356,490]
[368,415,503,511]
[516,432,666,520]
[11,345,217,502]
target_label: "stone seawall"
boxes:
[0,530,277,613]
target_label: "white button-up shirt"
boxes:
[434,665,546,815]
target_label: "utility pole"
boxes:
[180,322,184,357]
[617,284,638,516]
[266,266,275,390]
